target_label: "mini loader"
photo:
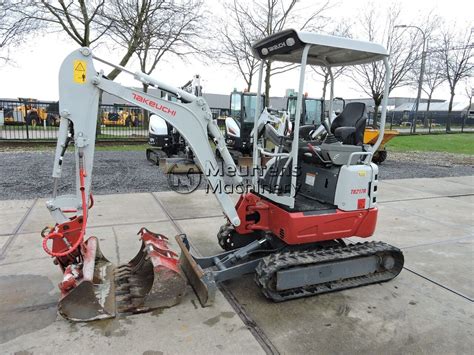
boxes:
[42,29,403,321]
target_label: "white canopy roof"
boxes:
[252,29,388,66]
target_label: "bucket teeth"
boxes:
[56,228,187,322]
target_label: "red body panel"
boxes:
[234,193,377,245]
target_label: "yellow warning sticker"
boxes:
[358,170,366,177]
[73,60,87,84]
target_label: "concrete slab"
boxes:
[18,193,169,234]
[0,232,54,266]
[384,177,474,197]
[0,265,264,354]
[404,238,474,299]
[377,181,438,203]
[0,232,264,354]
[225,271,473,355]
[111,220,179,263]
[384,196,474,229]
[88,193,169,226]
[177,191,474,354]
[0,234,9,251]
[0,252,63,284]
[0,199,36,235]
[154,190,229,220]
[1,176,474,355]
[16,198,55,235]
[176,216,225,256]
[374,204,472,248]
[449,194,474,205]
[0,225,122,264]
[86,226,121,265]
[444,175,474,186]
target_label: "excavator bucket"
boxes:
[58,236,116,321]
[57,228,186,321]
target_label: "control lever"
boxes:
[321,117,338,144]
[321,117,331,134]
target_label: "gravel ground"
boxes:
[0,149,472,200]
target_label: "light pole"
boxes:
[395,25,426,134]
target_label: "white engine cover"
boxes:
[225,117,240,137]
[149,114,168,135]
[334,163,378,211]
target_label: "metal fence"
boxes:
[0,100,148,141]
[381,110,474,134]
[1,99,473,141]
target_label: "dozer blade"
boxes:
[175,235,216,307]
[57,229,187,322]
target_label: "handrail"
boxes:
[346,151,373,166]
[258,147,290,157]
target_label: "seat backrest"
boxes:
[330,102,366,145]
[330,102,366,132]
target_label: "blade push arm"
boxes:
[47,48,242,227]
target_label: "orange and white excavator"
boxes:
[42,29,403,321]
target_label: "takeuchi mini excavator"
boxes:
[287,93,324,128]
[222,90,265,161]
[42,29,403,321]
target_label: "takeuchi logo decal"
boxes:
[261,37,296,56]
[132,93,176,116]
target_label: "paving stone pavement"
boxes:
[0,176,472,354]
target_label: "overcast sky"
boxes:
[0,0,472,105]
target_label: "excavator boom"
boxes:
[42,48,242,321]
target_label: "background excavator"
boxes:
[220,89,265,162]
[287,93,324,128]
[41,29,403,322]
[146,74,202,165]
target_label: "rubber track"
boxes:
[255,241,404,302]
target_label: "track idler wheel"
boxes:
[217,222,258,251]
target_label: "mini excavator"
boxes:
[42,29,403,321]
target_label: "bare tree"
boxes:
[0,1,38,63]
[465,80,473,111]
[312,23,352,99]
[125,0,205,128]
[7,0,110,47]
[8,0,154,80]
[133,0,205,90]
[312,66,346,100]
[463,79,473,130]
[217,0,261,91]
[348,4,422,125]
[219,0,330,104]
[409,48,446,126]
[421,54,446,112]
[440,26,473,131]
[103,0,169,80]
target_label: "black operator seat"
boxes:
[330,102,367,145]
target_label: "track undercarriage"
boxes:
[178,199,404,307]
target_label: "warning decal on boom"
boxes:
[73,60,87,84]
